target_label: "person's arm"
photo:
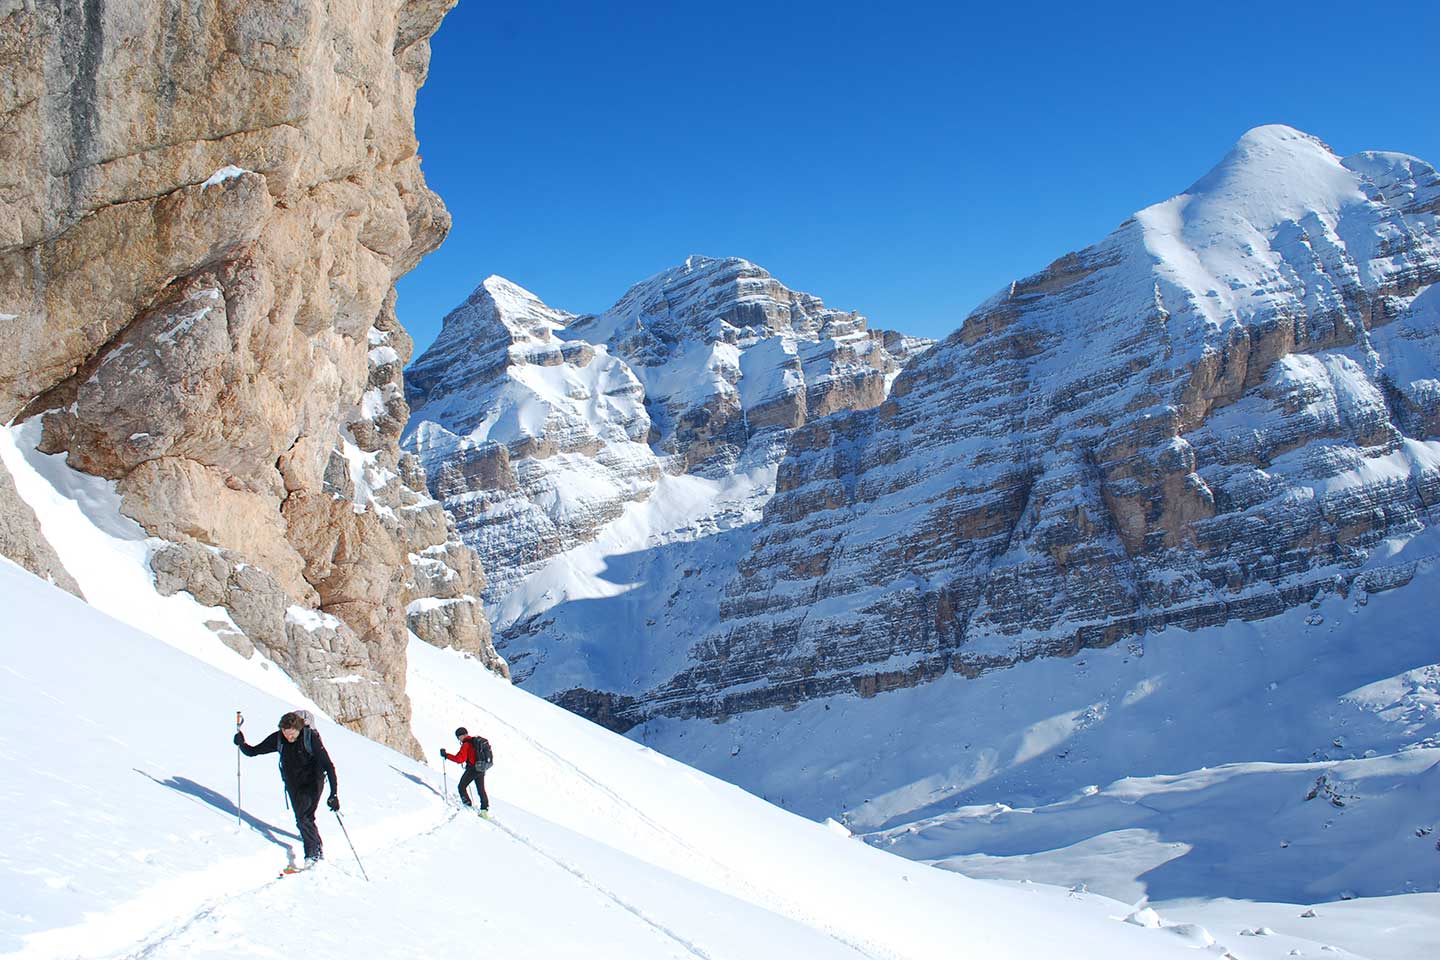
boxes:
[443,743,469,765]
[312,731,338,797]
[236,730,280,757]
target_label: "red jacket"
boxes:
[445,738,479,766]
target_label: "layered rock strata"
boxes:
[403,259,932,608]
[0,0,503,752]
[622,127,1440,726]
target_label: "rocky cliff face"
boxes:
[0,0,503,754]
[403,258,932,622]
[633,127,1440,723]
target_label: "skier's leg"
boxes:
[457,768,475,806]
[477,770,489,811]
[291,785,323,860]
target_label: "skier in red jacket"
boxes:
[440,726,492,814]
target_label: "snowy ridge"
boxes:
[1135,125,1436,337]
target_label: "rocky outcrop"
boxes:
[403,260,933,611]
[549,127,1440,729]
[0,458,82,598]
[0,0,502,753]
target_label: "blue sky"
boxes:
[396,0,1440,352]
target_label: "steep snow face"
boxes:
[632,126,1440,726]
[2,560,1243,960]
[402,258,931,689]
[1137,125,1431,335]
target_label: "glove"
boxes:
[233,732,244,746]
[327,795,340,812]
[439,748,448,760]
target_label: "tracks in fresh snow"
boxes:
[448,689,894,960]
[99,713,887,960]
[479,814,719,960]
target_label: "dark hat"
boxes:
[454,726,468,738]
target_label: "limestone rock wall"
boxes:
[0,0,502,754]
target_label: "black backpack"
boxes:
[468,736,493,772]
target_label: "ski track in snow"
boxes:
[111,809,713,960]
[480,816,720,960]
[104,805,877,960]
[104,806,469,959]
[441,686,893,960]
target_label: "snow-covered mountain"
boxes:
[402,257,931,690]
[404,128,1440,734]
[655,125,1440,724]
[615,126,1440,917]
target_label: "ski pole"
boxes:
[333,810,370,882]
[235,710,244,825]
[441,759,448,807]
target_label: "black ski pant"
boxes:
[458,767,489,810]
[288,782,324,860]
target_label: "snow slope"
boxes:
[1,557,1246,960]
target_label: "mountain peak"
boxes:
[1228,123,1333,157]
[435,274,571,345]
[681,253,742,272]
[473,273,550,314]
[1203,124,1340,187]
[1165,124,1362,233]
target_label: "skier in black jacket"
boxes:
[235,711,338,868]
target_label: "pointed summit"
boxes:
[405,275,576,407]
[439,274,573,344]
[1165,124,1365,234]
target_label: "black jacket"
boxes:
[241,728,338,796]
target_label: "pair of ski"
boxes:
[276,863,316,878]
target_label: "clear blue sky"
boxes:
[396,0,1440,352]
